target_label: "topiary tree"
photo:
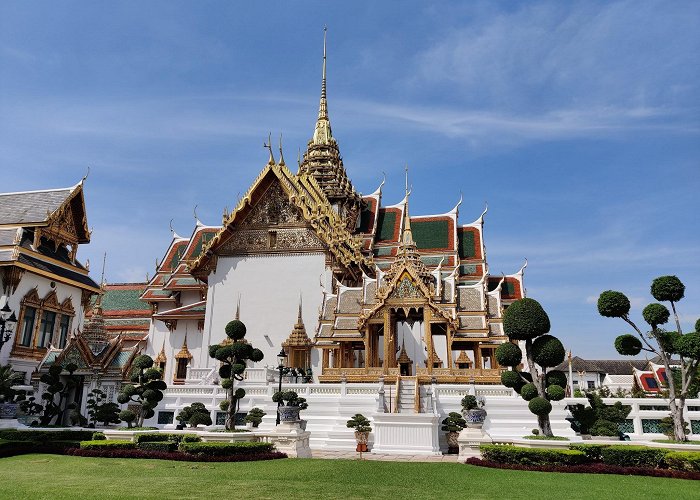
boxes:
[497,298,567,436]
[598,276,699,441]
[244,407,266,428]
[208,319,264,430]
[118,409,136,428]
[37,363,81,426]
[116,354,166,428]
[86,389,121,427]
[177,402,212,428]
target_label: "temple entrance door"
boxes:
[399,362,411,376]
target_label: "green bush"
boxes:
[480,445,586,466]
[179,441,274,456]
[520,383,538,401]
[569,443,609,462]
[597,291,630,318]
[79,440,135,450]
[502,298,551,340]
[495,342,522,367]
[614,334,643,356]
[590,419,619,437]
[650,275,685,302]
[600,445,669,468]
[546,384,565,402]
[91,432,106,441]
[528,397,552,416]
[0,430,94,442]
[133,433,201,444]
[642,303,670,327]
[532,335,565,367]
[136,441,178,452]
[665,451,700,472]
[545,370,567,388]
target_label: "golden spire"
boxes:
[235,294,241,320]
[312,26,332,145]
[400,165,415,249]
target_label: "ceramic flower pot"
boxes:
[0,403,18,419]
[278,405,301,422]
[465,408,487,428]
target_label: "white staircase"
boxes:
[397,377,417,414]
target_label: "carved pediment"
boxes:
[61,344,89,369]
[239,182,305,227]
[389,276,422,300]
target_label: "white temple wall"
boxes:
[202,253,330,374]
[1,272,86,373]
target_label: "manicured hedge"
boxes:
[133,433,201,444]
[665,451,700,472]
[0,430,94,442]
[136,441,178,452]
[600,446,669,468]
[79,440,135,450]
[479,445,586,466]
[179,441,274,457]
[0,440,80,457]
[66,447,287,462]
[568,444,609,462]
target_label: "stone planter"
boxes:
[0,403,18,419]
[299,419,307,431]
[278,405,300,423]
[464,408,487,429]
[355,431,369,453]
[446,431,460,451]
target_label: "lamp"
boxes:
[276,348,287,425]
[0,302,17,352]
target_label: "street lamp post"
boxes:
[275,348,287,425]
[0,303,18,353]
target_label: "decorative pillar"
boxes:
[322,349,329,369]
[424,307,433,374]
[383,311,391,375]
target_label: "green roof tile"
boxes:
[412,219,449,249]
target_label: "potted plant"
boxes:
[461,395,487,428]
[441,412,466,453]
[245,407,266,428]
[272,390,308,425]
[346,413,372,454]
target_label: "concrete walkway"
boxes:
[311,450,460,462]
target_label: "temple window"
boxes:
[38,311,56,348]
[19,307,36,347]
[268,230,277,249]
[58,314,71,348]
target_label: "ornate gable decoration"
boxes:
[190,162,373,277]
[389,274,422,300]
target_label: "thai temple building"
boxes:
[135,34,527,390]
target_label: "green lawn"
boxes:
[0,455,696,500]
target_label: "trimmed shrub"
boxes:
[545,370,567,388]
[532,335,565,367]
[79,440,135,450]
[569,444,609,462]
[137,441,178,452]
[650,275,685,302]
[66,447,287,462]
[480,445,586,466]
[642,303,670,327]
[500,370,521,389]
[91,432,106,441]
[0,430,94,442]
[546,384,565,401]
[614,334,643,356]
[0,440,80,457]
[590,419,620,437]
[179,441,274,456]
[528,397,552,416]
[520,383,538,401]
[502,298,551,340]
[665,451,700,472]
[601,446,669,468]
[597,291,630,318]
[495,342,522,367]
[133,433,201,444]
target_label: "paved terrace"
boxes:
[311,450,460,462]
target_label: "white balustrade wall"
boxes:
[144,381,700,450]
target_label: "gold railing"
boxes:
[414,376,420,413]
[415,367,505,378]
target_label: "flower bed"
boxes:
[466,457,700,480]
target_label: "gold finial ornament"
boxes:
[264,132,275,165]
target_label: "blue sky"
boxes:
[1,1,698,358]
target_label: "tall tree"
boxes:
[497,298,567,437]
[208,319,264,430]
[598,275,699,442]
